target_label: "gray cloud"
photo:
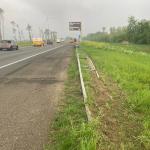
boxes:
[1,0,150,39]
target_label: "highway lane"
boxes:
[0,44,63,67]
[0,44,73,150]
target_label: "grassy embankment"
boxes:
[79,41,150,149]
[45,51,98,150]
[45,42,150,150]
[17,41,32,47]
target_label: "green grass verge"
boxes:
[78,50,96,106]
[17,41,32,47]
[80,41,150,149]
[45,51,98,150]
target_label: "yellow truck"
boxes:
[32,38,44,47]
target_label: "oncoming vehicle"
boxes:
[47,39,53,45]
[60,38,65,42]
[0,40,19,50]
[56,39,61,43]
[32,38,44,47]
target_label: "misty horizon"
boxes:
[1,0,150,39]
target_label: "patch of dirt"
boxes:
[86,58,143,150]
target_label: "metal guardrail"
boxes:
[76,48,92,122]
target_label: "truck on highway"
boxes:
[0,40,19,50]
[32,38,44,47]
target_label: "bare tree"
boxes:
[21,30,25,41]
[0,8,4,40]
[110,27,116,34]
[102,27,106,33]
[39,28,44,39]
[10,21,17,41]
[51,31,57,41]
[26,24,32,41]
[16,24,22,42]
[44,29,50,40]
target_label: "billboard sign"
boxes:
[69,22,81,31]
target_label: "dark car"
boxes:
[0,40,19,50]
[47,40,53,45]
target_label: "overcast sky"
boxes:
[1,0,150,39]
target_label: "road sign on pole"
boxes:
[69,22,81,31]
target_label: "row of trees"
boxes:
[85,17,150,44]
[10,21,26,41]
[0,8,58,42]
[10,22,57,42]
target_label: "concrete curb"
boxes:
[76,48,92,122]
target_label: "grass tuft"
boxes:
[80,41,150,149]
[17,41,32,47]
[45,51,98,150]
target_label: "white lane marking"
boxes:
[0,46,50,58]
[19,45,48,49]
[0,45,64,70]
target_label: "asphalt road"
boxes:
[0,44,73,150]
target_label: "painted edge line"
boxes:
[0,45,64,70]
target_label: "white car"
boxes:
[61,39,65,42]
[56,39,61,43]
[0,40,19,50]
